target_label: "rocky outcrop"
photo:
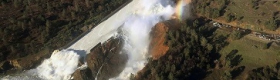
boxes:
[0,48,51,75]
[0,61,13,73]
[73,37,128,80]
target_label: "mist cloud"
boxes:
[114,0,180,79]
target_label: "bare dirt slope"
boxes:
[149,19,181,60]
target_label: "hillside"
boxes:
[133,0,280,79]
[0,0,129,74]
[149,19,181,60]
[134,17,227,79]
[192,0,280,33]
[134,16,280,79]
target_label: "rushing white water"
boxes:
[29,50,81,80]
[1,0,190,80]
[114,0,176,79]
[1,49,82,80]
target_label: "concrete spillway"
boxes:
[68,0,139,53]
[1,1,140,80]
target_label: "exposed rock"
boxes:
[73,37,128,80]
[72,68,94,80]
[0,61,13,73]
[0,48,51,75]
[14,48,51,70]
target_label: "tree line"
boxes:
[0,0,128,73]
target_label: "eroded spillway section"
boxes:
[72,36,128,80]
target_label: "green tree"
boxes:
[211,8,220,18]
[230,30,242,40]
[10,45,16,53]
[171,64,176,72]
[175,31,180,40]
[155,74,161,80]
[226,13,236,22]
[193,19,199,27]
[168,73,174,80]
[276,62,280,70]
[45,20,51,34]
[85,0,89,7]
[200,37,208,47]
[71,12,76,19]
[263,43,269,49]
[61,9,66,18]
[47,2,51,12]
[165,64,170,73]
[184,48,190,58]
[13,0,19,7]
[265,19,278,31]
[74,0,79,11]
[1,2,5,7]
[129,73,135,80]
[221,70,232,79]
[206,44,213,51]
[27,0,31,5]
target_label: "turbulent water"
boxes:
[115,0,176,79]
[1,50,81,80]
[1,0,189,80]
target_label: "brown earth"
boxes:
[135,19,181,79]
[149,19,181,60]
[149,22,169,60]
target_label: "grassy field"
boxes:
[205,28,280,79]
[193,0,280,34]
[201,0,280,72]
[222,0,280,33]
[220,35,280,69]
